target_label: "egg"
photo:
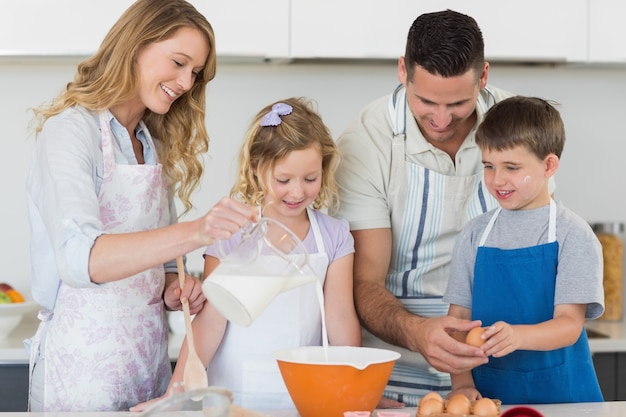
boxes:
[445,394,472,415]
[465,327,486,347]
[417,398,445,416]
[472,398,498,416]
[420,391,444,405]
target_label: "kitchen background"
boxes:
[1,0,625,299]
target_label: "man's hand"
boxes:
[412,316,488,374]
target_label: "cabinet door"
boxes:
[290,0,411,59]
[0,364,29,412]
[593,352,617,401]
[0,0,131,55]
[0,0,289,59]
[193,0,290,59]
[290,0,588,62]
[589,0,626,63]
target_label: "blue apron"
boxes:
[471,200,603,404]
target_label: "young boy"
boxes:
[443,96,604,404]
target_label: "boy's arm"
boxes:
[483,304,586,358]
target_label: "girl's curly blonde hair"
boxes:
[31,0,216,215]
[232,97,340,213]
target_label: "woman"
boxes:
[26,0,256,411]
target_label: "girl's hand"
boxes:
[163,272,206,314]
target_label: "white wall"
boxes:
[1,58,626,294]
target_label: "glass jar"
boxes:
[591,222,624,321]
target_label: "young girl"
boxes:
[136,97,361,411]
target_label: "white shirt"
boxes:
[26,106,177,310]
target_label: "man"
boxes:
[335,10,512,407]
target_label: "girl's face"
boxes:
[482,145,557,211]
[262,145,323,220]
[135,27,209,114]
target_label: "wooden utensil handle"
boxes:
[176,256,198,351]
[176,256,185,289]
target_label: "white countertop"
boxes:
[2,311,626,363]
[0,402,626,417]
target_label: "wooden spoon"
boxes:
[176,256,209,392]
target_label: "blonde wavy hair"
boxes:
[232,97,340,213]
[31,0,216,214]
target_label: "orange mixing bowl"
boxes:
[272,346,401,417]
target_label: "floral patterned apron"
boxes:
[28,111,171,411]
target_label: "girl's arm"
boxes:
[482,303,586,358]
[323,253,361,346]
[167,257,227,393]
[130,256,226,412]
[192,256,229,365]
[447,304,481,400]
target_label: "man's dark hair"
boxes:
[405,9,485,81]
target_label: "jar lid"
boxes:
[591,222,625,234]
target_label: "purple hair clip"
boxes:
[260,102,293,127]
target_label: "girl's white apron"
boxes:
[208,207,329,410]
[28,112,171,411]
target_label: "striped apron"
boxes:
[363,85,498,406]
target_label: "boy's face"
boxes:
[481,145,558,211]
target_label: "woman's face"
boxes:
[135,27,209,114]
[262,146,323,220]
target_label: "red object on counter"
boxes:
[501,406,545,417]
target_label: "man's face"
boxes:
[398,59,488,147]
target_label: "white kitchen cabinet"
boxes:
[0,0,131,55]
[290,0,410,60]
[192,1,290,59]
[290,0,588,62]
[0,0,289,59]
[589,0,626,63]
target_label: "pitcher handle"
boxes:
[215,205,262,260]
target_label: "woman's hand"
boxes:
[196,197,258,246]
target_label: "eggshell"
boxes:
[420,391,444,405]
[446,394,472,415]
[473,398,499,416]
[465,327,486,347]
[417,398,445,416]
